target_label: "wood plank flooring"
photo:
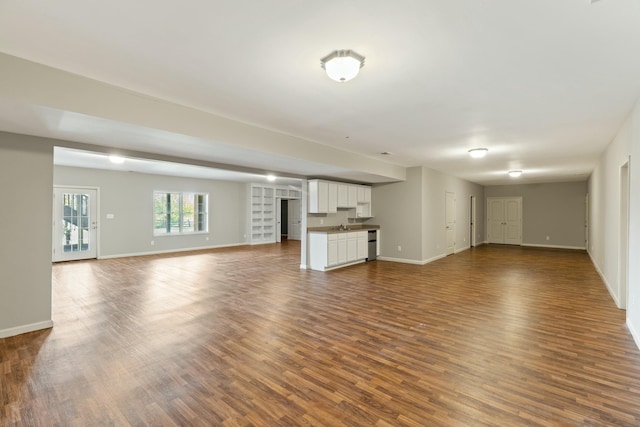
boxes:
[2,242,640,426]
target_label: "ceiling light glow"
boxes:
[320,50,365,82]
[266,174,277,182]
[468,148,488,158]
[109,155,125,164]
[508,170,523,178]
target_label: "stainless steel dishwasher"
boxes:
[367,230,377,261]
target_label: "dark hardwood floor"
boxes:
[2,242,640,426]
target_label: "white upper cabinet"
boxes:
[328,182,338,213]
[309,179,373,216]
[308,180,328,213]
[347,185,358,208]
[337,183,348,207]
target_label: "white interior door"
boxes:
[487,197,522,245]
[288,199,301,240]
[487,198,506,243]
[504,198,522,245]
[445,192,455,255]
[53,187,98,262]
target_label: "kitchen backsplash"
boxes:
[307,210,371,228]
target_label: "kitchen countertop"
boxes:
[307,225,380,234]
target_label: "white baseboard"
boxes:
[522,243,586,250]
[0,320,54,339]
[98,242,247,260]
[455,245,470,254]
[587,250,621,308]
[627,319,640,351]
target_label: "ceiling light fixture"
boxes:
[508,170,522,178]
[266,174,277,182]
[320,50,365,82]
[468,148,488,158]
[109,155,125,164]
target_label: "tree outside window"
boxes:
[154,192,208,235]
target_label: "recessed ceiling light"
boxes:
[266,174,277,182]
[468,148,488,158]
[109,155,125,164]
[508,170,523,178]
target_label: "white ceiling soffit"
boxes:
[54,147,304,186]
[1,0,640,185]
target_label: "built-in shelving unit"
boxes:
[249,184,301,245]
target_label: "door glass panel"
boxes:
[62,192,91,253]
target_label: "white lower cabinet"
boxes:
[337,234,347,264]
[357,231,367,259]
[327,234,338,266]
[309,231,371,271]
[346,234,358,262]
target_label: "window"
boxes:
[154,192,208,235]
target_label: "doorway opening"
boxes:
[276,198,301,243]
[470,195,477,247]
[53,186,98,262]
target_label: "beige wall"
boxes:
[0,132,53,337]
[589,94,640,351]
[373,166,485,264]
[54,166,248,258]
[485,181,588,249]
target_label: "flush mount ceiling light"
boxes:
[320,50,365,82]
[468,148,488,158]
[109,155,125,164]
[266,174,277,182]
[508,170,523,178]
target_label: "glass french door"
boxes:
[53,187,98,262]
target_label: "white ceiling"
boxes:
[1,0,640,185]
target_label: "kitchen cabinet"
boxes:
[309,179,373,216]
[357,186,371,204]
[308,180,328,213]
[347,233,358,262]
[328,182,338,213]
[309,179,337,213]
[337,183,348,207]
[356,231,367,259]
[337,233,347,264]
[348,185,358,208]
[308,230,373,271]
[327,234,338,266]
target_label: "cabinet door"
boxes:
[337,184,348,207]
[337,235,347,264]
[347,234,358,262]
[357,232,367,259]
[328,182,338,213]
[327,237,338,266]
[348,185,358,208]
[357,186,365,203]
[308,180,319,213]
[364,186,371,204]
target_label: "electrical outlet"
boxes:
[150,241,155,246]
[397,245,402,252]
[546,236,550,241]
[320,219,324,225]
[205,236,209,241]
